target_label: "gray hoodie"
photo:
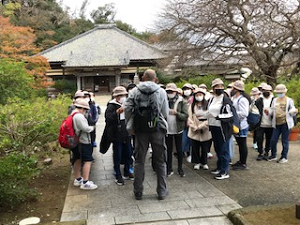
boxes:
[73,113,94,144]
[124,81,169,134]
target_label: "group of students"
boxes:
[67,74,298,192]
[155,78,298,180]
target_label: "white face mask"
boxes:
[91,97,95,102]
[195,96,203,102]
[168,93,176,99]
[183,90,192,96]
[119,96,126,104]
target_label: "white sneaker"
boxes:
[194,164,200,170]
[277,158,288,163]
[80,180,98,190]
[207,152,213,158]
[202,164,209,170]
[73,177,83,187]
[253,143,258,150]
[186,155,192,163]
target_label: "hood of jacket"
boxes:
[136,81,161,94]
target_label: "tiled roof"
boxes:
[39,24,165,67]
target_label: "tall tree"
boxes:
[159,0,300,83]
[0,16,49,88]
[90,3,116,24]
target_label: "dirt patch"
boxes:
[0,153,71,225]
[229,204,300,225]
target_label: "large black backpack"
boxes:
[134,86,160,133]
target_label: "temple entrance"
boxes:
[94,76,110,93]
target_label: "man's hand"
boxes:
[169,109,177,115]
[116,107,124,114]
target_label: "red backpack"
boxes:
[58,112,81,149]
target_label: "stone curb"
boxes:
[228,203,296,225]
[41,220,86,225]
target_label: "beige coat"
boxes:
[187,105,212,142]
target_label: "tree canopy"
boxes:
[158,0,300,83]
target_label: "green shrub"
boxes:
[175,74,223,89]
[0,95,71,155]
[0,59,35,105]
[52,79,77,94]
[0,153,39,210]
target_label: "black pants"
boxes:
[166,133,183,173]
[253,129,257,144]
[191,139,210,165]
[256,127,273,155]
[235,137,248,164]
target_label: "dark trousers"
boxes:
[256,127,273,155]
[134,130,168,197]
[253,129,257,144]
[113,140,131,179]
[166,133,183,173]
[210,126,230,174]
[191,139,210,165]
[235,137,248,164]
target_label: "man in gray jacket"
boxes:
[124,69,169,200]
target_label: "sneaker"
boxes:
[178,170,185,177]
[167,171,174,177]
[263,153,269,161]
[256,154,264,161]
[207,152,213,158]
[73,177,83,187]
[232,164,248,170]
[215,173,230,180]
[268,156,277,161]
[123,173,134,181]
[277,158,288,163]
[115,177,125,186]
[253,143,258,150]
[134,192,142,200]
[202,164,209,170]
[93,142,97,147]
[158,195,167,200]
[186,155,192,163]
[211,169,221,175]
[194,163,200,170]
[229,160,233,165]
[231,161,242,167]
[80,180,98,190]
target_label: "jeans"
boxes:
[270,123,291,159]
[182,127,191,152]
[134,130,168,197]
[190,139,210,165]
[210,126,230,174]
[256,127,273,155]
[113,140,132,179]
[166,133,183,173]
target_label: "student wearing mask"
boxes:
[187,88,212,170]
[254,84,274,160]
[203,78,234,180]
[250,87,261,151]
[268,84,298,163]
[230,80,250,170]
[165,83,188,177]
[105,86,133,185]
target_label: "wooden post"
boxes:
[296,201,300,219]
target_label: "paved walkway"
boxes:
[60,95,241,225]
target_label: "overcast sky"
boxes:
[61,0,167,32]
